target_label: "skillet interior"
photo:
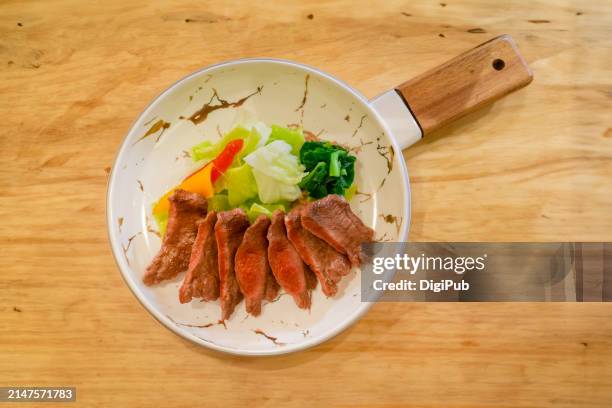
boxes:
[107,60,409,355]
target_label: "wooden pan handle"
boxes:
[395,35,533,136]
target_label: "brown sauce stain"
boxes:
[349,138,374,154]
[528,19,550,23]
[118,217,124,232]
[344,114,350,122]
[401,12,412,17]
[356,190,373,203]
[13,306,22,312]
[382,214,397,224]
[187,87,263,125]
[166,315,227,329]
[104,166,111,175]
[376,135,395,174]
[296,75,310,112]
[467,28,486,33]
[376,232,392,242]
[254,329,285,345]
[121,232,142,266]
[178,320,222,328]
[143,116,157,127]
[303,130,319,142]
[134,119,170,144]
[307,13,314,20]
[146,220,161,238]
[351,115,367,138]
[295,74,310,124]
[381,214,403,233]
[439,33,446,38]
[137,180,144,192]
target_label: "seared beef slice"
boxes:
[215,209,250,320]
[285,208,350,297]
[235,215,279,316]
[143,189,207,285]
[267,210,312,309]
[179,211,219,303]
[301,195,374,267]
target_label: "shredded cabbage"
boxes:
[268,125,304,156]
[244,140,305,203]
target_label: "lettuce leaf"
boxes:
[268,125,304,156]
[237,122,271,161]
[223,163,258,206]
[207,194,230,212]
[191,126,250,162]
[246,202,286,223]
[191,121,272,164]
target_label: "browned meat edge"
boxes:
[143,189,207,285]
[179,211,219,303]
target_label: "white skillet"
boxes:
[107,35,531,356]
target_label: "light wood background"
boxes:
[1,0,611,407]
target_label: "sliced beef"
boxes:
[285,207,351,297]
[235,215,279,316]
[179,211,219,303]
[215,208,250,320]
[264,268,281,302]
[300,194,374,267]
[143,189,207,285]
[304,264,318,290]
[267,210,312,309]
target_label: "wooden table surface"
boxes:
[1,0,611,406]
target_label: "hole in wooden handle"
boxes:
[492,59,505,70]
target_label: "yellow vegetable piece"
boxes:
[152,189,174,218]
[181,162,214,198]
[152,163,214,220]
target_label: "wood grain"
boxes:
[396,35,533,134]
[1,0,611,407]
